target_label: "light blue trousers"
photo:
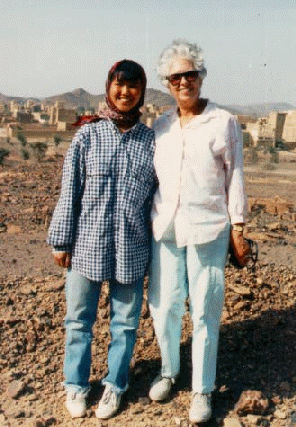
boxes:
[148,225,230,393]
[64,269,143,394]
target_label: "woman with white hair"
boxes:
[148,39,250,423]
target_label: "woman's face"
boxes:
[167,57,202,108]
[108,77,142,112]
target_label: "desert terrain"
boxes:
[0,147,295,427]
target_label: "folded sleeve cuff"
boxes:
[53,246,72,253]
[230,216,245,225]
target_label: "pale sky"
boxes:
[0,0,295,105]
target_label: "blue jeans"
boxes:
[149,225,230,393]
[64,269,143,394]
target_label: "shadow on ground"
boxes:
[113,304,296,425]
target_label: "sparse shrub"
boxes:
[31,142,48,161]
[269,147,279,163]
[275,140,288,151]
[244,146,258,164]
[20,149,30,160]
[17,132,27,147]
[261,162,276,171]
[243,132,251,147]
[0,149,9,165]
[270,151,279,163]
[53,134,62,146]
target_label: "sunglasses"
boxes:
[166,70,199,86]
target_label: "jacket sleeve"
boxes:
[47,127,87,251]
[224,116,248,224]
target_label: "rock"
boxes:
[271,396,281,405]
[45,281,64,292]
[32,420,46,427]
[6,224,22,234]
[233,301,249,311]
[221,310,231,321]
[266,222,281,231]
[174,417,188,426]
[20,284,36,295]
[0,222,7,233]
[279,381,290,392]
[0,414,9,427]
[246,414,262,424]
[274,409,287,419]
[138,397,150,405]
[223,417,243,427]
[23,207,35,214]
[234,390,269,415]
[41,205,50,214]
[7,379,27,399]
[4,407,27,418]
[131,407,144,414]
[229,284,252,297]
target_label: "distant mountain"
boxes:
[0,89,294,116]
[0,92,39,104]
[144,88,175,107]
[44,88,104,109]
[43,87,174,109]
[222,102,295,117]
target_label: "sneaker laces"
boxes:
[193,392,211,405]
[68,390,88,400]
[153,374,175,385]
[101,387,117,406]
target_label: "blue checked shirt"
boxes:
[47,120,156,284]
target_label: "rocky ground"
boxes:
[0,152,296,426]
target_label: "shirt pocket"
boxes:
[124,160,155,213]
[83,163,110,206]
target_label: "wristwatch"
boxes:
[232,224,244,232]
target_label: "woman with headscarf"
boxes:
[48,60,156,420]
[148,40,250,423]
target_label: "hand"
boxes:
[230,230,251,267]
[53,251,71,268]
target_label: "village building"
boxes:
[242,110,296,149]
[32,112,50,125]
[15,111,33,124]
[49,101,76,130]
[282,110,296,148]
[97,101,107,112]
[0,103,7,114]
[24,99,34,109]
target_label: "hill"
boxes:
[222,102,295,117]
[0,92,39,104]
[43,87,174,109]
[0,89,294,115]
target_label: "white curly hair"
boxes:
[157,39,207,87]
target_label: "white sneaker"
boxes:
[149,374,174,401]
[95,384,122,419]
[189,392,212,424]
[65,390,88,418]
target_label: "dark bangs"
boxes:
[110,60,145,85]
